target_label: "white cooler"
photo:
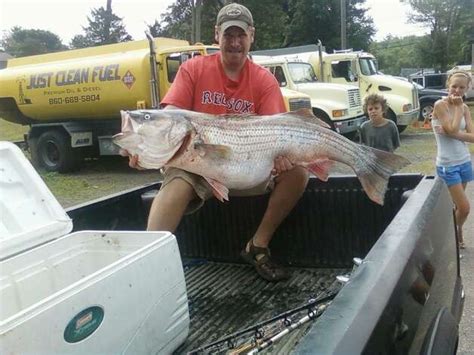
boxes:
[0,142,189,354]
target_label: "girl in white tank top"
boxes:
[431,70,473,249]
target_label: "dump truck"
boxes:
[1,140,463,354]
[253,56,366,138]
[252,44,420,132]
[0,37,311,173]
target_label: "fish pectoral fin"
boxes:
[304,158,334,181]
[194,143,232,160]
[203,177,229,202]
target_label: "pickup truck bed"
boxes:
[67,174,463,354]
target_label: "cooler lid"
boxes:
[0,141,73,260]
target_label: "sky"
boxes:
[0,0,429,45]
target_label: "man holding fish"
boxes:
[119,3,409,282]
[128,3,309,281]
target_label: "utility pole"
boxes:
[341,0,347,49]
[191,0,202,43]
[195,0,202,43]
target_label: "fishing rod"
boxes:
[246,303,329,354]
[188,284,340,354]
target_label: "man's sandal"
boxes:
[240,239,290,282]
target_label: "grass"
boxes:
[0,119,29,141]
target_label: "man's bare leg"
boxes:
[241,167,309,281]
[147,178,197,232]
[250,166,309,248]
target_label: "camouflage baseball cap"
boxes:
[216,3,254,32]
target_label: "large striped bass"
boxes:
[113,108,410,205]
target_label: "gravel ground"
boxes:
[458,155,474,354]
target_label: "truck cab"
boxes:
[308,50,419,132]
[252,45,420,132]
[253,57,365,138]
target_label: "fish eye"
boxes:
[144,114,151,120]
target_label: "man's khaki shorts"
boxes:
[161,167,274,214]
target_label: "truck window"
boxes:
[425,74,447,89]
[331,60,355,82]
[287,62,318,84]
[359,57,378,76]
[412,77,424,86]
[166,51,202,83]
[273,66,287,87]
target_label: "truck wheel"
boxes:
[33,130,82,172]
[387,109,407,133]
[420,101,435,122]
[343,131,358,141]
[312,109,335,130]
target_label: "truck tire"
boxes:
[420,101,435,122]
[388,109,407,133]
[312,109,335,130]
[32,130,82,173]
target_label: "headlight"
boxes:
[332,109,348,117]
[288,98,311,111]
[402,104,413,112]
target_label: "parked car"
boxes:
[415,83,448,122]
[409,72,447,90]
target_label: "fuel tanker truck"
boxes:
[0,36,312,172]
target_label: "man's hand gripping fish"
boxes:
[113,108,410,205]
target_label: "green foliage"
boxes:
[370,35,429,75]
[0,27,67,57]
[404,0,471,70]
[153,0,195,41]
[156,0,375,51]
[70,6,132,48]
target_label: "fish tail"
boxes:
[355,146,410,205]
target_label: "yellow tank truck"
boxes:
[0,36,311,172]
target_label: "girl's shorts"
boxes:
[436,161,473,187]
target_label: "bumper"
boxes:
[333,115,367,134]
[396,110,419,126]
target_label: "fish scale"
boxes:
[114,109,410,205]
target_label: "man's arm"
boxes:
[163,104,180,110]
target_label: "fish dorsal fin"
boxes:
[282,108,331,129]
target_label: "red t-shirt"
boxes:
[161,53,285,115]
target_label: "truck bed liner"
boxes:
[176,261,348,353]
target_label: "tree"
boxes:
[0,27,67,57]
[370,35,429,75]
[70,0,132,49]
[146,20,165,38]
[404,0,471,70]
[284,0,375,51]
[154,0,195,41]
